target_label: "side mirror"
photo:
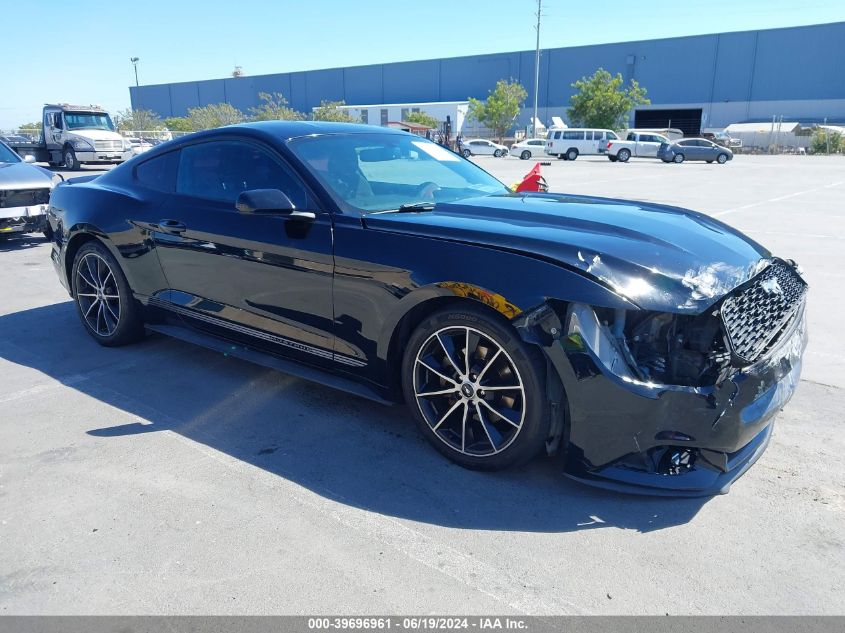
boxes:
[23,155,36,164]
[235,189,315,220]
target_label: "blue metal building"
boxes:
[130,21,845,133]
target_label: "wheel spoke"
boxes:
[417,359,458,386]
[103,299,119,324]
[476,348,501,383]
[76,293,98,298]
[96,302,106,335]
[465,330,480,375]
[83,298,99,319]
[474,402,499,452]
[432,398,463,432]
[460,402,469,452]
[478,385,522,392]
[85,256,99,288]
[416,386,459,398]
[436,332,463,377]
[77,268,98,290]
[102,294,120,300]
[479,399,521,428]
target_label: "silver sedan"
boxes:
[657,138,734,164]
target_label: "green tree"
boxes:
[810,128,843,154]
[404,111,439,129]
[186,103,245,130]
[567,68,650,130]
[249,92,304,121]
[163,117,194,132]
[115,108,164,132]
[18,121,42,132]
[311,100,358,123]
[467,79,527,142]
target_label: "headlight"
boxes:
[70,138,95,151]
[564,303,731,387]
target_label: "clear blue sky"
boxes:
[2,0,844,128]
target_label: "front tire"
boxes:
[64,146,80,171]
[673,153,685,164]
[72,241,144,346]
[493,149,502,158]
[402,306,550,471]
[717,153,729,164]
[520,150,531,160]
[461,149,471,158]
[566,148,578,161]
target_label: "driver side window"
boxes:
[175,141,313,209]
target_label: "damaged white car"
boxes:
[0,139,58,239]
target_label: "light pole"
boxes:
[130,57,141,112]
[531,0,542,138]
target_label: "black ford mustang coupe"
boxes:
[47,122,807,496]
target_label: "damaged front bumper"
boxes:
[0,204,48,235]
[522,300,807,497]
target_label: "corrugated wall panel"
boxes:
[382,60,440,104]
[169,82,201,116]
[343,65,384,105]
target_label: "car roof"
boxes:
[237,120,405,140]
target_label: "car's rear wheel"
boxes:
[673,153,685,164]
[402,306,550,471]
[617,148,631,162]
[566,148,578,161]
[717,153,729,164]
[520,150,531,160]
[461,149,471,158]
[72,241,144,346]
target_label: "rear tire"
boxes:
[401,305,551,471]
[566,148,578,161]
[617,148,631,162]
[673,153,685,164]
[72,241,144,346]
[520,150,531,160]
[461,149,471,158]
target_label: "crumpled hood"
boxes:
[363,192,771,313]
[0,161,55,190]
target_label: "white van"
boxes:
[545,128,620,161]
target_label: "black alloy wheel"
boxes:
[402,306,550,470]
[72,241,144,346]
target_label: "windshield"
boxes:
[288,133,508,213]
[0,142,21,163]
[65,112,115,131]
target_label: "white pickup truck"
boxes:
[604,131,669,162]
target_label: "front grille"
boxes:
[721,260,807,363]
[94,140,122,151]
[0,188,51,208]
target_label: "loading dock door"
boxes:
[634,109,703,136]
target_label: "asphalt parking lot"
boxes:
[1,155,843,615]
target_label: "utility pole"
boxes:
[130,57,141,112]
[531,0,542,138]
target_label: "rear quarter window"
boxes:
[134,150,179,193]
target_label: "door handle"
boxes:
[157,219,187,235]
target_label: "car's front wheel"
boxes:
[493,149,503,158]
[717,153,729,164]
[566,148,579,161]
[72,241,144,346]
[673,153,685,163]
[520,150,531,160]
[402,306,551,471]
[64,147,80,171]
[461,149,471,158]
